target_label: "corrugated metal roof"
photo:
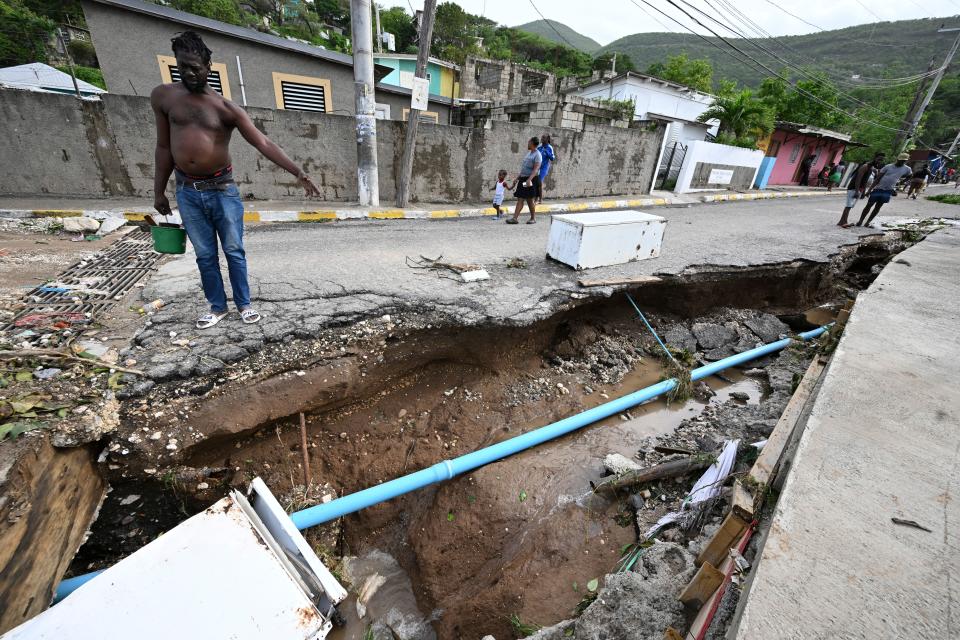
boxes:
[0,62,106,94]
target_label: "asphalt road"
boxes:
[145,187,960,329]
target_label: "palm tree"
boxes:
[698,89,772,141]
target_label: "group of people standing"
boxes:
[492,135,557,224]
[836,152,915,228]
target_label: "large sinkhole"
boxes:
[69,233,908,639]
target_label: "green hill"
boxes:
[598,17,957,88]
[514,19,603,54]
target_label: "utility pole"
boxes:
[396,0,437,207]
[608,53,617,100]
[57,30,82,99]
[374,2,383,53]
[898,26,960,154]
[892,57,935,154]
[945,129,960,159]
[350,0,379,206]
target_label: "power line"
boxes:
[674,0,907,126]
[851,0,883,23]
[632,0,910,134]
[526,0,580,50]
[713,0,940,86]
[761,1,915,49]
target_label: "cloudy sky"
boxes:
[382,0,960,44]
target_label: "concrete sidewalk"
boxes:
[0,187,845,223]
[735,227,960,638]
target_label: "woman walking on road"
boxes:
[508,137,542,225]
[536,135,556,204]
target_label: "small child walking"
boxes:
[491,170,513,219]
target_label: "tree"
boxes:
[0,0,54,67]
[593,51,635,73]
[377,5,416,53]
[757,72,850,133]
[432,1,480,64]
[646,53,712,92]
[21,0,83,25]
[172,0,244,26]
[698,88,773,147]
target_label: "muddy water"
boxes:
[329,360,762,639]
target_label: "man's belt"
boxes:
[175,167,235,191]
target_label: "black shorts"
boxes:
[514,175,540,199]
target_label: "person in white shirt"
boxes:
[856,153,914,228]
[491,169,513,219]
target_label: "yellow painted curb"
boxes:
[654,198,668,205]
[567,203,589,211]
[33,209,82,218]
[368,210,406,219]
[124,212,147,221]
[599,200,617,209]
[429,210,460,218]
[538,205,554,213]
[243,212,261,223]
[298,211,337,221]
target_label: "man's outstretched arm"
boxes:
[230,103,320,196]
[151,87,175,216]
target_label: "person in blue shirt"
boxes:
[536,135,556,204]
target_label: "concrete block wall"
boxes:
[0,89,665,203]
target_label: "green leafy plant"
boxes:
[0,420,46,440]
[509,614,542,637]
[927,194,960,205]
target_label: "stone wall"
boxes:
[458,95,630,132]
[0,89,665,203]
[460,56,557,102]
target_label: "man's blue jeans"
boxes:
[175,183,250,313]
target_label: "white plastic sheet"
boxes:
[642,439,740,540]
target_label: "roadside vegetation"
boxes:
[927,194,960,205]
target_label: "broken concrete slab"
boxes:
[743,314,791,343]
[692,323,738,350]
[662,325,697,353]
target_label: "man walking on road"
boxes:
[836,158,880,228]
[856,153,913,228]
[151,31,319,329]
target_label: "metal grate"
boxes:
[280,80,327,113]
[168,65,225,96]
[2,230,164,346]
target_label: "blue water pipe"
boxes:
[54,325,828,602]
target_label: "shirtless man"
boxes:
[152,31,319,329]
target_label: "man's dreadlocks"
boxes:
[171,30,212,64]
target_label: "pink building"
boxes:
[763,122,857,186]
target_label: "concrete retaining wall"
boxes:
[0,89,665,203]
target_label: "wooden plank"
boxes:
[578,275,663,287]
[0,435,106,633]
[594,456,713,494]
[697,512,749,568]
[679,561,725,608]
[748,356,827,487]
[730,479,755,522]
[685,526,754,640]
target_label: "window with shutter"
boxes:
[279,80,326,112]
[271,73,332,113]
[402,108,440,124]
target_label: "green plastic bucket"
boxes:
[151,225,187,254]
